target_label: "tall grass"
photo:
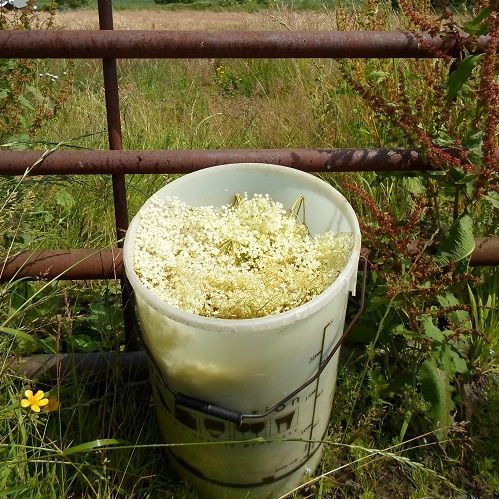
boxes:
[35,54,399,250]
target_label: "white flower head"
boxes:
[134,194,353,319]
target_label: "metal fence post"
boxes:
[97,0,138,350]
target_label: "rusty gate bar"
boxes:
[0,148,436,175]
[97,0,136,349]
[0,31,491,59]
[0,249,123,282]
[1,237,497,284]
[9,351,148,381]
[1,2,498,375]
[98,0,128,241]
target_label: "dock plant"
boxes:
[334,0,498,444]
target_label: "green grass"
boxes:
[2,2,499,497]
[30,56,397,250]
[0,362,196,497]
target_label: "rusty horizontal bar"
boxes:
[472,237,499,266]
[0,148,434,175]
[0,31,490,59]
[7,351,148,381]
[0,249,123,282]
[8,346,359,381]
[1,237,497,284]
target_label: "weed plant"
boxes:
[323,1,498,495]
[1,1,498,497]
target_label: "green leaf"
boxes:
[10,282,35,311]
[68,334,101,353]
[26,85,45,104]
[447,55,483,100]
[2,134,31,150]
[434,128,454,148]
[0,487,31,496]
[17,94,35,111]
[421,317,444,342]
[62,438,127,456]
[463,130,483,166]
[403,177,425,196]
[437,292,470,326]
[418,357,454,440]
[484,191,499,209]
[463,6,493,35]
[441,346,468,376]
[449,349,468,374]
[55,188,75,209]
[399,410,412,443]
[0,326,55,354]
[392,323,416,339]
[366,70,390,83]
[1,326,39,346]
[436,212,475,266]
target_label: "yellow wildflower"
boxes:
[21,390,49,413]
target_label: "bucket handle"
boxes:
[141,256,367,425]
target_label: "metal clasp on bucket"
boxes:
[140,256,367,425]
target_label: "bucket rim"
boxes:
[123,163,361,333]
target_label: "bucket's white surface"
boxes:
[123,164,361,499]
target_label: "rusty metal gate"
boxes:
[1,0,498,373]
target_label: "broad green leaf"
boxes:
[17,94,35,111]
[0,487,31,495]
[418,357,454,440]
[10,282,35,311]
[392,323,416,339]
[403,177,425,196]
[0,326,41,346]
[55,188,75,209]
[449,347,468,374]
[434,128,454,148]
[68,334,101,353]
[463,130,483,149]
[26,85,45,103]
[366,70,390,83]
[421,317,444,342]
[0,326,55,353]
[463,130,483,165]
[447,55,483,100]
[436,213,475,266]
[463,6,493,35]
[62,438,126,456]
[441,346,468,376]
[484,191,499,209]
[437,292,470,326]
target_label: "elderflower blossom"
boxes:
[134,194,353,319]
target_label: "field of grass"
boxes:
[1,2,498,498]
[39,0,352,13]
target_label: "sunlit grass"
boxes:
[1,2,498,497]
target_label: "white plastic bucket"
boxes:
[123,163,361,499]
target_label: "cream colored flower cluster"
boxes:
[134,194,353,319]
